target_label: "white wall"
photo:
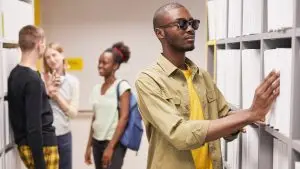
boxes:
[41,0,207,111]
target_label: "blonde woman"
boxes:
[43,43,80,169]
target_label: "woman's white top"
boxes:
[89,79,131,141]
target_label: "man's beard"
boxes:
[170,42,195,52]
[165,34,195,52]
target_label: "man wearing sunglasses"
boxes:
[135,2,280,169]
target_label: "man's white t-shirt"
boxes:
[89,79,131,141]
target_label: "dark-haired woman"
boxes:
[85,42,131,169]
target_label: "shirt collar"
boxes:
[157,54,202,78]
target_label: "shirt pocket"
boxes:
[165,95,190,119]
[206,89,217,103]
[204,89,218,119]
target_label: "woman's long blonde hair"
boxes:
[43,42,68,74]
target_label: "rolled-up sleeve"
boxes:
[135,73,210,150]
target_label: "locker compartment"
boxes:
[3,100,14,147]
[0,100,4,152]
[4,148,22,169]
[1,48,22,95]
[2,0,34,42]
[0,49,3,98]
[0,155,3,169]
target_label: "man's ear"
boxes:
[155,28,165,39]
[37,39,44,49]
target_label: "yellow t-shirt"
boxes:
[182,68,213,169]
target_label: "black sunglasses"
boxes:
[159,19,200,30]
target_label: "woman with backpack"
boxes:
[85,42,131,169]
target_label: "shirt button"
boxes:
[185,105,190,111]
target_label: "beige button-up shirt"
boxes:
[135,55,237,169]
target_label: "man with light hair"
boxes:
[7,25,59,169]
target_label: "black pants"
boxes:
[92,139,127,169]
[57,132,72,169]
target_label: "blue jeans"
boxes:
[57,132,72,169]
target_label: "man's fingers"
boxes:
[241,128,246,133]
[257,70,275,89]
[259,71,280,93]
[254,71,279,107]
[267,86,280,104]
[264,78,280,98]
[255,120,266,126]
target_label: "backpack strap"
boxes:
[116,79,128,111]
